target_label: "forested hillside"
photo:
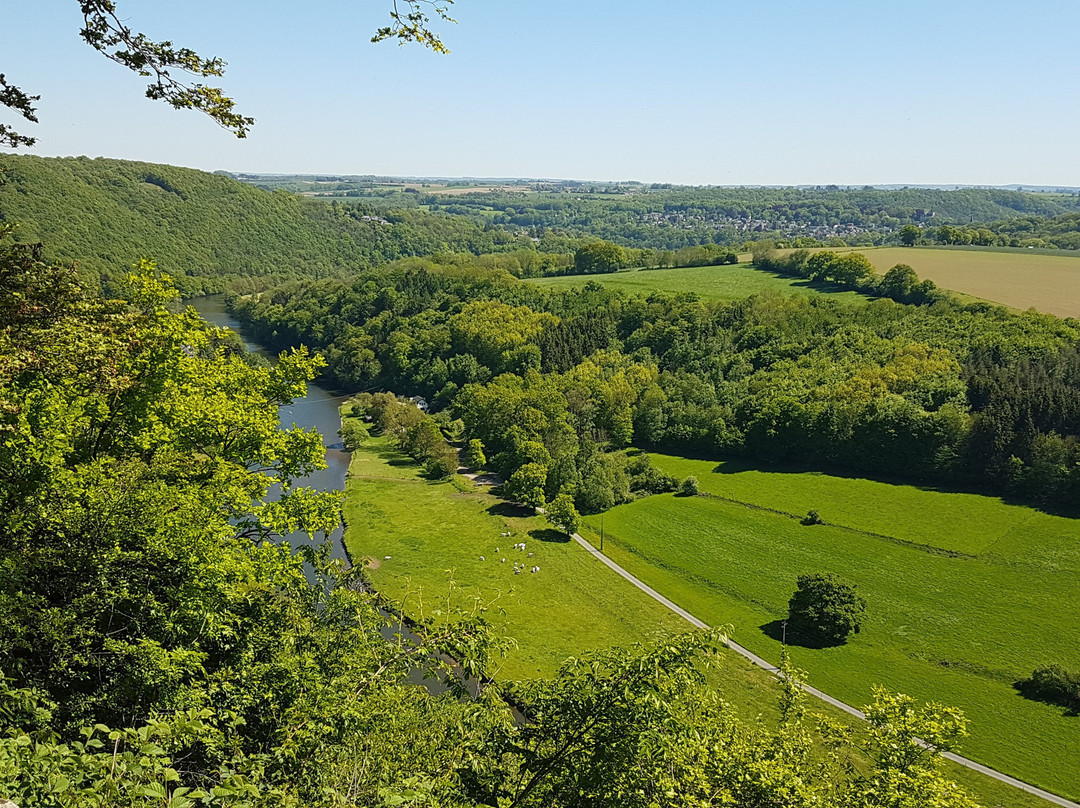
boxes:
[295,181,1080,250]
[0,155,532,295]
[233,257,1080,513]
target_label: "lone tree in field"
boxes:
[788,572,866,643]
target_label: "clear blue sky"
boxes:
[4,0,1079,185]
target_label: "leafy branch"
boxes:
[1,1,457,147]
[78,0,254,137]
[372,0,457,53]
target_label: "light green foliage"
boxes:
[505,462,548,509]
[0,250,510,804]
[450,300,557,374]
[545,493,580,535]
[463,438,486,469]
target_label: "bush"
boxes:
[339,418,369,450]
[1018,664,1080,709]
[424,445,459,479]
[680,476,700,496]
[788,572,866,643]
[462,438,486,469]
[801,509,822,526]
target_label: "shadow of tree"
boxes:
[486,501,533,518]
[529,528,571,544]
[1013,678,1080,717]
[759,619,848,650]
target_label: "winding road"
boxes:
[568,528,1079,808]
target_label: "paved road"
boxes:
[570,530,1080,808]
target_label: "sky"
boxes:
[4,0,1080,186]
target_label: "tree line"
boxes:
[231,252,1080,513]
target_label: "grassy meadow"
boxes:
[341,423,1064,806]
[526,246,1080,319]
[525,262,868,304]
[579,454,1080,800]
[342,433,691,679]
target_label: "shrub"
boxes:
[424,446,459,479]
[680,476,700,496]
[801,509,822,526]
[462,438,486,469]
[339,418,369,450]
[1018,665,1080,709]
[788,572,866,643]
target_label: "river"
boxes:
[187,295,351,562]
[188,295,494,700]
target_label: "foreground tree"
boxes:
[788,572,867,644]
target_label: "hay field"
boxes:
[843,246,1080,317]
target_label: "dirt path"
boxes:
[458,467,504,486]
[568,529,1079,808]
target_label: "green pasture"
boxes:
[580,460,1080,800]
[525,262,868,303]
[341,428,1061,806]
[648,453,1042,556]
[341,434,690,679]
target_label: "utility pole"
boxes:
[600,513,604,553]
[781,620,788,646]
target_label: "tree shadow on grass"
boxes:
[1013,679,1080,717]
[528,528,571,544]
[486,502,534,518]
[759,619,847,650]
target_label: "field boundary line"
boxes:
[568,529,1080,808]
[696,491,976,558]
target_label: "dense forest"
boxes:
[232,255,1080,513]
[0,155,539,296]
[0,227,984,806]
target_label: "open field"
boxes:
[342,428,1062,806]
[869,246,1080,318]
[341,434,691,679]
[774,245,1080,317]
[526,247,1080,318]
[580,454,1080,800]
[525,262,868,303]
